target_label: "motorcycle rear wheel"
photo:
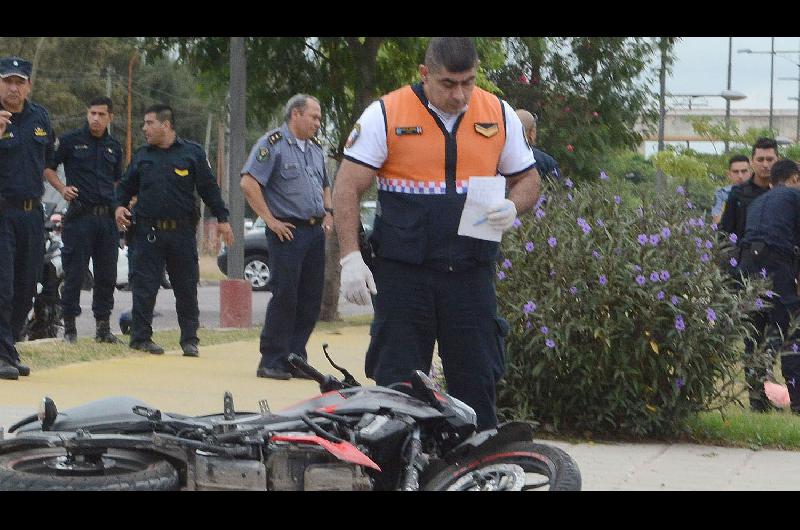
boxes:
[422,441,581,491]
[0,447,179,491]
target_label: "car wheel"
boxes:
[244,254,270,291]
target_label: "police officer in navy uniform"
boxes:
[0,57,55,380]
[115,104,234,356]
[44,96,123,344]
[720,137,777,240]
[516,109,561,181]
[736,159,800,414]
[333,38,539,430]
[240,94,333,380]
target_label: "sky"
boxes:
[667,37,800,111]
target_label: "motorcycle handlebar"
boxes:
[286,353,344,391]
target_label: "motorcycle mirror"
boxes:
[38,396,58,431]
[411,371,445,411]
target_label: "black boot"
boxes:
[63,316,77,344]
[95,319,122,344]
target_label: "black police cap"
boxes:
[0,57,32,80]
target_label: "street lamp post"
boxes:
[662,90,747,151]
[725,37,733,153]
[738,41,800,135]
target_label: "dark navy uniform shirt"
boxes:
[741,185,800,256]
[241,123,329,220]
[116,137,229,222]
[49,124,123,206]
[532,147,561,181]
[720,177,769,239]
[0,100,55,201]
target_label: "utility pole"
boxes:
[106,66,114,136]
[725,37,732,153]
[126,52,139,165]
[770,37,775,133]
[198,112,213,254]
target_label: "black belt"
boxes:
[137,216,194,231]
[1,198,41,211]
[88,205,112,216]
[276,216,325,227]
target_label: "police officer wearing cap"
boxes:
[44,96,123,344]
[0,57,55,380]
[240,94,333,380]
[115,104,234,357]
[333,38,539,430]
[736,159,800,414]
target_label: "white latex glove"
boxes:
[340,251,377,305]
[486,199,518,231]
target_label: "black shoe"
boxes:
[181,342,199,357]
[749,397,774,413]
[64,317,77,343]
[63,332,78,344]
[0,359,20,380]
[95,320,122,344]
[14,361,30,377]
[131,340,165,355]
[256,367,292,380]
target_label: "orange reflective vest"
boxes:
[378,84,506,194]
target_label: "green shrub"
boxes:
[495,178,768,437]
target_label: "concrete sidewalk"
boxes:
[1,325,799,490]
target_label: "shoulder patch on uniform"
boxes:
[256,146,270,162]
[310,136,322,148]
[268,131,283,145]
[345,123,361,149]
[34,127,48,137]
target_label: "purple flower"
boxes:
[676,377,686,389]
[548,237,557,248]
[755,298,765,310]
[600,171,609,181]
[567,193,574,201]
[596,219,605,227]
[765,290,775,299]
[705,240,713,249]
[599,274,608,286]
[706,308,716,323]
[695,238,703,248]
[535,195,546,209]
[675,315,686,331]
[535,208,545,219]
[676,186,685,195]
[565,178,574,188]
[649,234,660,246]
[502,259,512,269]
[686,201,694,209]
[635,275,646,286]
[512,218,522,228]
[661,227,671,239]
[581,224,592,235]
[696,218,705,228]
[550,270,557,278]
[671,295,680,306]
[649,272,660,282]
[569,286,578,295]
[654,291,664,301]
[711,223,718,231]
[545,339,556,348]
[659,270,670,281]
[793,343,799,353]
[523,301,537,314]
[729,233,738,244]
[688,218,697,228]
[760,268,768,279]
[525,321,532,329]
[633,265,642,272]
[540,326,549,335]
[525,241,535,252]
[577,217,588,227]
[637,234,648,246]
[729,257,738,268]
[700,253,710,263]
[592,250,600,259]
[497,271,506,280]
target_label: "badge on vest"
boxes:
[256,147,269,162]
[34,127,48,137]
[395,126,422,136]
[74,144,89,150]
[474,123,499,138]
[174,168,189,177]
[1,131,13,140]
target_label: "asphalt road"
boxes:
[60,284,373,339]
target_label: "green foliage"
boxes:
[489,37,669,180]
[495,179,768,437]
[600,149,657,183]
[651,149,719,212]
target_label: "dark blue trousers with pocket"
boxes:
[365,258,506,431]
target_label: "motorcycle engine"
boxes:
[266,444,373,491]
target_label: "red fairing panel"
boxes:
[271,434,382,471]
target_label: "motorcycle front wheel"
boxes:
[422,441,581,491]
[0,447,179,491]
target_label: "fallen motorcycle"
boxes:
[0,347,581,491]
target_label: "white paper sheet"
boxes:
[457,176,506,242]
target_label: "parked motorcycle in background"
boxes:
[19,205,65,341]
[0,346,581,491]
